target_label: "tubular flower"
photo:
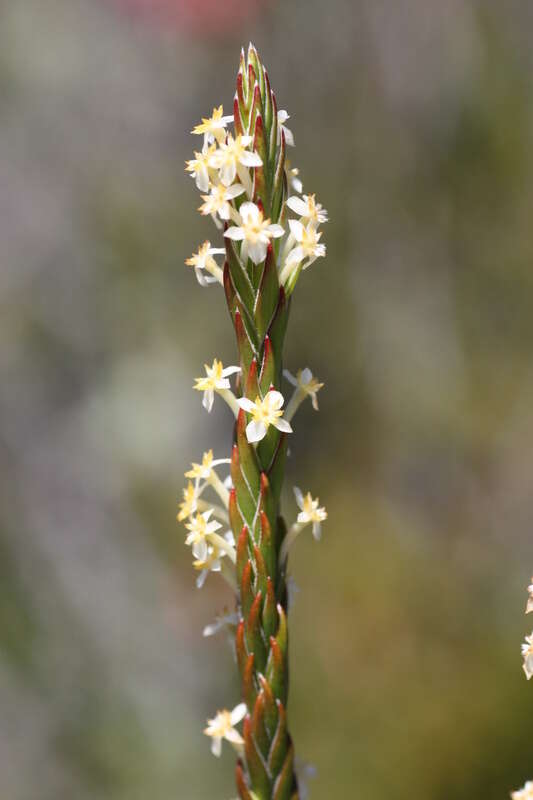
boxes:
[512,783,533,800]
[185,241,226,286]
[208,134,262,187]
[526,578,533,614]
[192,105,234,147]
[522,633,533,680]
[294,487,328,540]
[204,703,247,757]
[185,145,216,192]
[224,201,284,265]
[183,44,328,798]
[286,193,328,227]
[199,183,245,221]
[177,480,198,522]
[236,390,293,443]
[194,359,240,413]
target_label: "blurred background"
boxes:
[1,0,532,797]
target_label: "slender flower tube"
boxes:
[180,44,328,799]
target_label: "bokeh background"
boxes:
[1,0,532,797]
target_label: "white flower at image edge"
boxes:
[526,578,533,614]
[237,390,292,443]
[511,782,533,800]
[204,703,247,757]
[224,202,284,265]
[522,633,533,680]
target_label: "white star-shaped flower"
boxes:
[193,534,234,589]
[284,367,324,411]
[286,193,328,228]
[204,703,247,757]
[185,241,226,286]
[294,487,327,540]
[199,183,245,221]
[192,105,234,147]
[194,359,241,413]
[236,390,292,443]
[285,219,326,269]
[185,449,230,481]
[224,202,284,265]
[184,509,223,561]
[521,632,533,680]
[185,144,216,192]
[209,134,262,187]
[511,782,533,800]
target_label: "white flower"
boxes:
[199,183,245,221]
[209,134,262,187]
[224,202,284,265]
[177,481,198,522]
[526,578,533,614]
[286,160,303,193]
[185,144,216,192]
[278,109,295,146]
[286,219,326,269]
[203,609,241,637]
[192,105,234,147]
[194,359,241,413]
[204,703,247,757]
[521,633,533,680]
[284,367,324,411]
[185,240,226,286]
[193,543,225,589]
[185,449,230,481]
[286,193,328,227]
[184,509,223,561]
[511,781,533,800]
[236,390,292,443]
[294,487,327,540]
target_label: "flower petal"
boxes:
[274,418,293,434]
[240,151,263,167]
[224,226,245,241]
[236,397,255,413]
[293,486,304,510]
[286,196,308,217]
[230,703,248,724]
[267,390,284,409]
[246,419,267,443]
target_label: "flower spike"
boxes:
[182,44,327,798]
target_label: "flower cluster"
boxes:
[185,98,327,293]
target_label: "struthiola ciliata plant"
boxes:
[179,44,327,799]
